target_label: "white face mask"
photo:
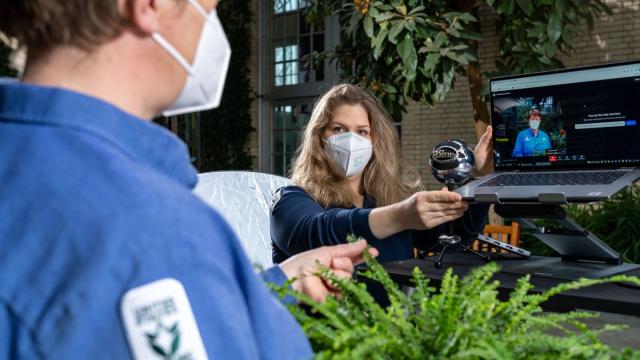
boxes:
[152,0,231,116]
[529,119,541,130]
[324,132,373,178]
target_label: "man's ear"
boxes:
[125,0,160,34]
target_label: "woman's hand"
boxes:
[369,188,468,238]
[400,189,469,230]
[474,125,494,177]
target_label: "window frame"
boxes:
[257,0,339,174]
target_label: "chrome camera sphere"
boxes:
[429,139,475,188]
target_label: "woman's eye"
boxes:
[359,130,369,136]
[333,126,344,132]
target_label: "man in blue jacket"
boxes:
[512,109,552,157]
[0,0,375,358]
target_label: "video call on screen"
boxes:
[491,63,640,170]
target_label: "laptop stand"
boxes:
[494,204,640,280]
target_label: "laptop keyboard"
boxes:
[479,171,626,187]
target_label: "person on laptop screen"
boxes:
[512,109,551,157]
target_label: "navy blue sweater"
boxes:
[271,186,489,264]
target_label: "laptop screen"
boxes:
[490,61,640,171]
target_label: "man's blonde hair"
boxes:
[290,84,421,208]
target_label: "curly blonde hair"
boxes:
[290,84,421,208]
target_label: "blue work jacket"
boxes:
[0,80,311,359]
[512,128,551,157]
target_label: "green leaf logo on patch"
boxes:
[145,321,181,359]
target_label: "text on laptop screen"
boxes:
[490,61,640,170]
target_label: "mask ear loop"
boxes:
[151,0,211,74]
[151,33,195,75]
[186,0,210,18]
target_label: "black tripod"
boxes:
[427,139,527,268]
[434,234,490,268]
[429,139,490,268]
[433,179,490,268]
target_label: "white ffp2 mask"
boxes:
[152,0,231,116]
[529,120,541,130]
[324,132,373,178]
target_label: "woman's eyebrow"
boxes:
[327,121,369,129]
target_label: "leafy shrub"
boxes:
[273,235,640,359]
[306,0,611,119]
[0,42,18,77]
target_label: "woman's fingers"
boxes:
[423,209,465,221]
[323,269,353,290]
[429,208,467,216]
[419,208,466,228]
[425,214,465,228]
[414,191,469,229]
[300,277,330,303]
[407,190,471,230]
[478,125,492,145]
[474,126,495,176]
[330,257,354,274]
[418,200,469,212]
[418,190,462,203]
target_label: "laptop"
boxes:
[457,60,640,204]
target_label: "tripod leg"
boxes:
[461,244,491,262]
[435,245,448,268]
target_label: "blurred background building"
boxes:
[2,0,639,189]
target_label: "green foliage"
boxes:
[198,0,254,171]
[275,234,640,359]
[489,0,612,76]
[0,42,18,77]
[307,0,612,116]
[308,0,479,115]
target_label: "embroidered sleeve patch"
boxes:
[121,278,209,360]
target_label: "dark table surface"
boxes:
[383,253,640,317]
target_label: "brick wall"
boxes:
[401,0,640,190]
[247,0,640,177]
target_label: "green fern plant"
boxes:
[273,235,640,359]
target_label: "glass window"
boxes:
[271,104,312,176]
[274,44,299,86]
[272,1,324,87]
[274,0,305,14]
[261,1,338,175]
